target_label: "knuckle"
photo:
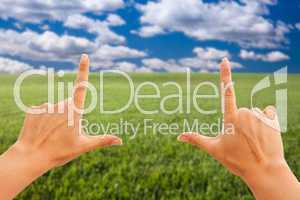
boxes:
[42,102,49,107]
[225,89,233,97]
[265,105,277,113]
[221,70,231,80]
[26,106,37,114]
[75,86,85,92]
[238,107,250,113]
[25,111,32,117]
[237,108,251,119]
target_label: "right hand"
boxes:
[178,58,300,199]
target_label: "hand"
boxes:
[0,54,122,200]
[178,58,300,200]
[14,54,122,168]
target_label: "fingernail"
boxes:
[110,138,123,146]
[177,134,189,142]
[266,110,275,120]
[81,53,89,60]
[222,57,229,63]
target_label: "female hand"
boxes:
[178,58,300,200]
[0,54,122,200]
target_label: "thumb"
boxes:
[80,134,123,152]
[263,105,277,120]
[178,132,218,154]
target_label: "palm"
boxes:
[17,55,122,168]
[178,58,283,178]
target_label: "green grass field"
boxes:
[0,73,299,200]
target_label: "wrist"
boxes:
[7,142,52,178]
[0,143,53,199]
[242,160,300,200]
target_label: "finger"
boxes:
[220,57,237,117]
[30,102,49,110]
[54,99,71,114]
[178,132,217,155]
[79,134,122,152]
[263,105,277,120]
[74,54,90,110]
[252,107,264,115]
[27,103,51,115]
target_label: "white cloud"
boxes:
[0,1,127,46]
[64,14,126,44]
[41,24,50,31]
[0,29,147,70]
[88,45,146,70]
[179,47,242,71]
[179,57,242,71]
[105,14,126,26]
[110,61,154,72]
[0,29,94,62]
[0,1,129,48]
[142,58,185,72]
[115,62,137,72]
[265,51,289,62]
[296,23,300,31]
[0,0,125,23]
[92,45,146,61]
[255,0,277,5]
[0,57,33,74]
[179,58,218,71]
[135,0,290,48]
[193,47,230,60]
[131,25,165,37]
[142,47,242,72]
[239,50,289,62]
[135,66,153,73]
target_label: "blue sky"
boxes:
[0,0,299,73]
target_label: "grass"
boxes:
[0,72,299,200]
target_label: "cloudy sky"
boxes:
[0,0,299,73]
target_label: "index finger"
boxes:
[73,54,90,110]
[220,57,237,118]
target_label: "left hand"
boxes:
[14,54,122,169]
[0,54,122,200]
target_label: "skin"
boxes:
[0,54,122,200]
[178,58,300,200]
